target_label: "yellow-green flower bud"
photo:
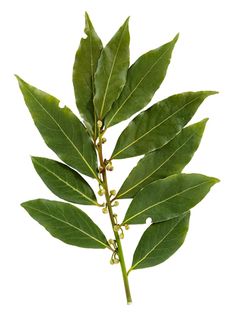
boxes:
[124,224,130,230]
[113,225,120,232]
[110,258,114,265]
[120,232,124,239]
[102,207,108,214]
[97,120,103,128]
[98,189,105,196]
[102,137,107,143]
[110,189,116,196]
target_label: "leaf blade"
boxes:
[123,173,219,225]
[94,18,130,119]
[21,199,109,249]
[73,12,103,138]
[112,91,217,159]
[16,76,98,179]
[130,212,190,271]
[105,34,178,128]
[117,119,208,199]
[32,157,98,205]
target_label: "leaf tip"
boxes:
[207,90,219,96]
[173,33,180,42]
[212,177,220,184]
[20,201,27,209]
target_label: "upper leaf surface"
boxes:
[105,34,178,128]
[112,91,217,159]
[32,157,98,205]
[130,212,190,271]
[117,119,208,199]
[123,173,219,224]
[21,199,109,249]
[16,76,98,179]
[73,12,103,138]
[94,18,130,119]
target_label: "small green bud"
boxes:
[98,166,104,173]
[109,239,115,245]
[113,225,120,232]
[110,189,116,196]
[110,258,114,265]
[120,232,124,239]
[98,189,105,196]
[124,224,130,230]
[102,207,108,214]
[97,120,103,128]
[106,162,114,171]
[113,201,119,207]
[102,137,107,143]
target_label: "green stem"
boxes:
[97,128,132,305]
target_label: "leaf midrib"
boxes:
[118,133,196,198]
[25,205,108,248]
[34,160,97,205]
[106,45,173,128]
[130,216,183,270]
[112,95,201,159]
[23,83,98,179]
[123,179,211,223]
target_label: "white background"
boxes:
[0,0,235,315]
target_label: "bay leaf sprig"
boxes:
[18,13,219,305]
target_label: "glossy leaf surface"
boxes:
[94,18,130,119]
[16,76,98,179]
[105,34,178,128]
[21,199,109,249]
[32,157,98,205]
[73,12,103,138]
[112,91,217,159]
[123,173,219,224]
[130,212,190,271]
[117,119,208,199]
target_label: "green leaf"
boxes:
[94,18,130,119]
[105,34,178,128]
[21,199,109,249]
[73,12,103,138]
[129,212,190,271]
[123,173,219,225]
[117,119,208,199]
[32,157,98,205]
[111,91,217,159]
[16,76,98,179]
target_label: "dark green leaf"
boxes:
[112,91,217,159]
[117,119,208,199]
[123,173,219,225]
[129,212,190,271]
[105,34,178,128]
[94,18,130,119]
[16,76,98,179]
[32,157,98,205]
[21,199,109,249]
[73,12,103,138]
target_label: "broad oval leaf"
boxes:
[32,157,98,205]
[105,34,178,128]
[73,12,103,138]
[117,119,208,199]
[123,173,219,225]
[16,76,98,179]
[94,18,130,119]
[21,199,109,249]
[111,91,217,159]
[129,212,190,271]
